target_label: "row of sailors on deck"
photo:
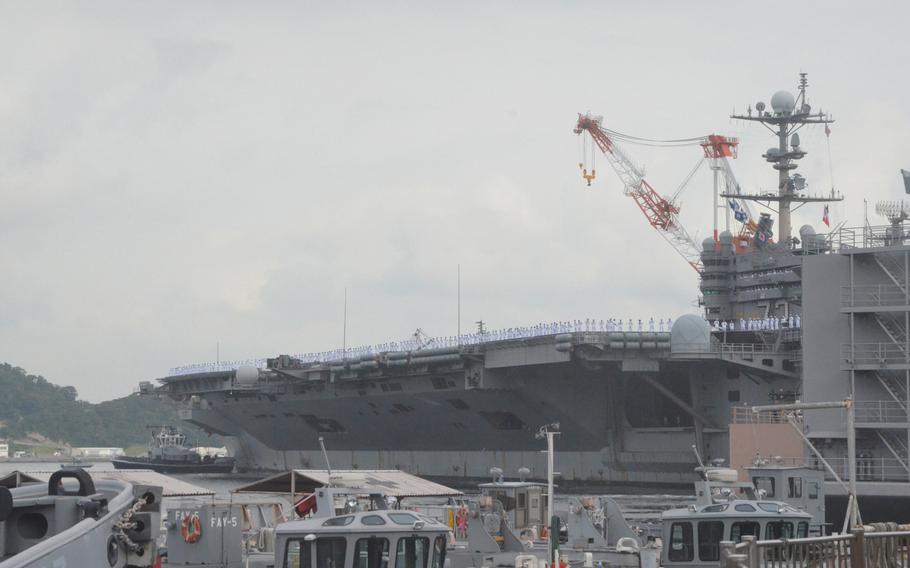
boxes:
[168,317,674,375]
[167,313,806,376]
[294,317,677,362]
[712,315,801,331]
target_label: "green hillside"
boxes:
[0,362,220,450]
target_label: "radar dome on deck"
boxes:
[702,237,716,251]
[671,314,711,354]
[799,225,816,239]
[719,231,734,245]
[235,366,260,385]
[771,90,796,115]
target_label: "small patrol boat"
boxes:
[111,426,235,474]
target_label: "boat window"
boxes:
[788,477,802,498]
[765,521,794,540]
[757,503,780,513]
[285,540,312,568]
[355,538,389,568]
[362,515,387,526]
[430,536,447,568]
[730,522,760,543]
[702,504,728,513]
[517,492,526,508]
[395,536,430,568]
[734,504,756,512]
[753,476,775,498]
[797,522,809,538]
[486,490,516,512]
[808,481,819,499]
[323,516,355,527]
[388,513,419,525]
[317,537,347,568]
[697,521,724,562]
[668,522,693,562]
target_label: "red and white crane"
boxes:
[574,113,754,273]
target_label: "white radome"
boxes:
[235,366,260,385]
[771,90,796,115]
[670,314,712,353]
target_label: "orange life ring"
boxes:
[181,514,202,544]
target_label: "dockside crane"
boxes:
[574,113,756,273]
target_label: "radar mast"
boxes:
[730,73,843,247]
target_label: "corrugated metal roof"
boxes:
[233,469,462,498]
[0,469,214,497]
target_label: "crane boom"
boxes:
[574,113,704,272]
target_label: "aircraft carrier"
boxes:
[142,75,910,513]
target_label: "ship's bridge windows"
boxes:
[730,521,760,543]
[355,537,390,568]
[395,537,430,568]
[765,521,794,540]
[322,516,355,527]
[808,481,820,499]
[388,513,419,525]
[697,521,724,562]
[316,537,348,568]
[668,522,694,562]
[431,536,446,568]
[702,504,728,513]
[788,477,802,498]
[753,476,775,498]
[284,539,312,568]
[486,490,516,512]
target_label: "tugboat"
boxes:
[112,426,235,474]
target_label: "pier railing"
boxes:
[721,527,910,567]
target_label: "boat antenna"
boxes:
[692,444,706,469]
[318,436,333,478]
[342,288,348,363]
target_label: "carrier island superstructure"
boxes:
[142,74,910,519]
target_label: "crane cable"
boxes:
[600,127,706,148]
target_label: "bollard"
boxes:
[852,527,866,568]
[719,540,734,567]
[741,535,758,568]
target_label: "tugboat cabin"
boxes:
[276,510,450,568]
[661,501,811,567]
[477,480,547,531]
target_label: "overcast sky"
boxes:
[1,2,908,402]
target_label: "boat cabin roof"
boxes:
[662,499,812,521]
[276,510,449,536]
[478,481,546,490]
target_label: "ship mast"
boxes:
[729,73,843,246]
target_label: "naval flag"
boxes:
[823,205,830,227]
[728,199,747,223]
